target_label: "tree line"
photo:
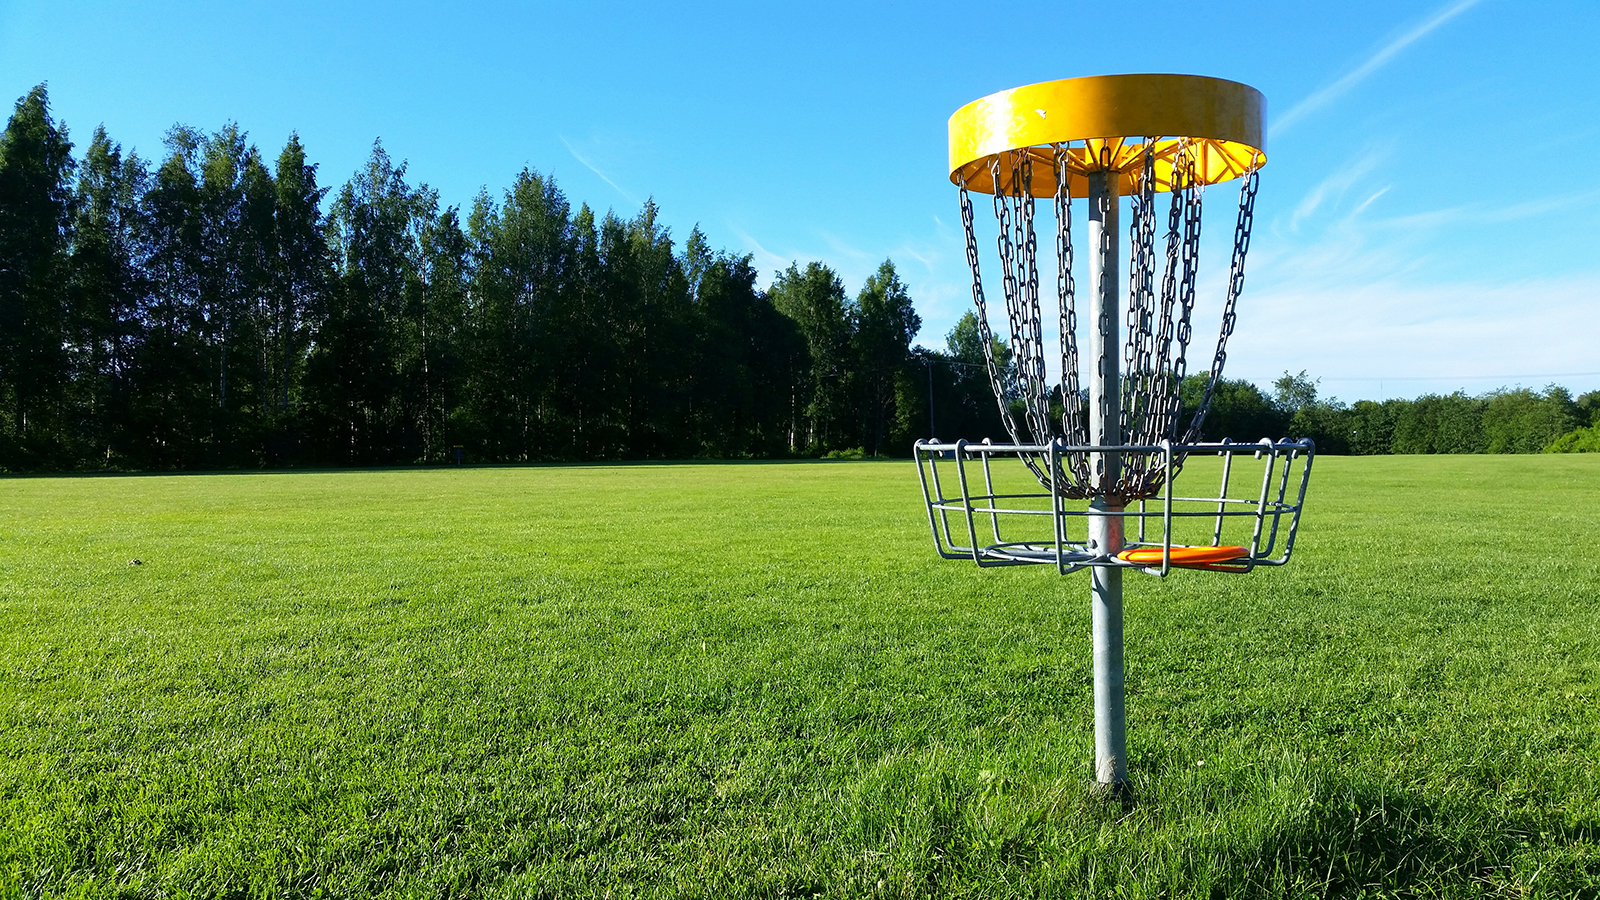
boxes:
[1189,373,1600,455]
[0,85,943,471]
[4,85,1593,472]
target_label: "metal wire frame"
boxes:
[913,437,1314,577]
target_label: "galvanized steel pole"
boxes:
[1086,169,1127,790]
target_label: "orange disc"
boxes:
[1117,545,1249,566]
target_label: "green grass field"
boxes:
[3,455,1598,898]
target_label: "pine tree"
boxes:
[609,200,692,458]
[0,85,76,467]
[850,259,920,456]
[407,207,469,462]
[134,127,211,467]
[266,134,328,462]
[308,141,435,463]
[192,124,280,463]
[236,143,277,460]
[769,262,849,452]
[465,170,575,461]
[69,125,149,467]
[687,246,805,456]
[560,203,602,458]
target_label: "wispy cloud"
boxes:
[558,135,639,205]
[895,245,936,270]
[1362,188,1600,232]
[1290,147,1389,230]
[1272,0,1483,136]
[729,227,797,283]
[817,230,876,263]
[1347,187,1391,220]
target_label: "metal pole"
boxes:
[1086,168,1127,791]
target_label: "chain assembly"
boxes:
[952,138,1260,503]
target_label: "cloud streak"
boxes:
[1361,188,1600,233]
[1272,0,1482,136]
[558,135,639,205]
[729,227,799,284]
[1289,146,1389,230]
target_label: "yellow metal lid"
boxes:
[948,74,1266,197]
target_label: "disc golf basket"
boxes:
[913,74,1314,789]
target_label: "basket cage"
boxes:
[915,436,1314,576]
[922,137,1319,575]
[925,78,1318,577]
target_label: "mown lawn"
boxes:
[2,455,1598,898]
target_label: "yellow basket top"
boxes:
[948,74,1266,198]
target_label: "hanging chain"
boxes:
[982,154,1054,486]
[1082,144,1121,494]
[1182,159,1259,445]
[1164,150,1204,461]
[1003,152,1060,487]
[1011,151,1052,445]
[992,154,1024,421]
[1122,141,1159,459]
[1054,143,1089,488]
[957,174,1023,448]
[1148,139,1188,447]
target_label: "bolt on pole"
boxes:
[1086,169,1127,790]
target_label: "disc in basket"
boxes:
[1116,545,1249,566]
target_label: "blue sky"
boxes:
[3,0,1596,402]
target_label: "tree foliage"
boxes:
[0,86,963,469]
[0,85,75,465]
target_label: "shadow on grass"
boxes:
[875,765,1599,898]
[1228,783,1598,898]
[1134,777,1600,899]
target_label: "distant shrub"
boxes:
[823,447,866,459]
[1394,392,1486,454]
[1545,425,1600,453]
[1483,386,1579,453]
